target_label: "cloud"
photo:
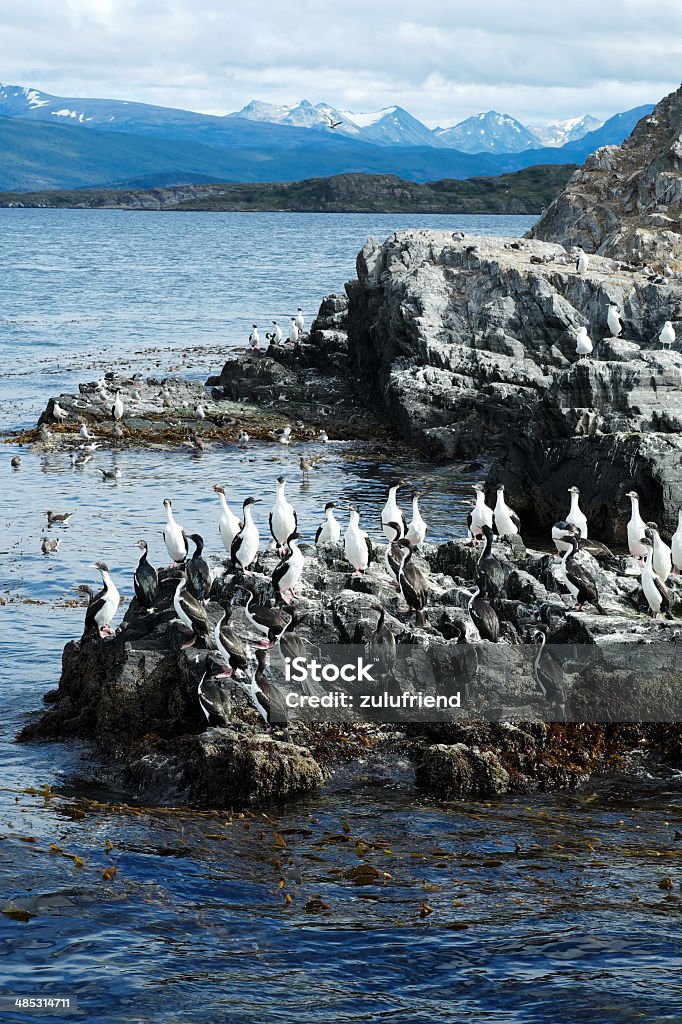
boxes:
[1,0,680,124]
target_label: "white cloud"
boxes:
[1,0,680,124]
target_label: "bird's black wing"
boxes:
[365,535,373,565]
[230,531,243,566]
[84,590,106,633]
[315,523,323,543]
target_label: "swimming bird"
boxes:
[111,390,124,422]
[384,521,406,589]
[272,530,305,603]
[566,485,588,538]
[315,501,341,546]
[213,604,248,678]
[530,630,565,717]
[231,497,261,572]
[344,505,373,576]
[10,455,21,469]
[213,484,242,557]
[645,522,672,583]
[294,308,305,333]
[238,430,250,448]
[41,537,60,554]
[557,531,606,613]
[639,537,673,619]
[52,401,69,422]
[381,480,407,541]
[46,510,73,526]
[626,490,648,561]
[468,483,494,546]
[494,484,521,541]
[248,325,260,350]
[172,574,210,649]
[84,561,120,638]
[98,467,122,481]
[574,326,593,359]
[468,579,499,642]
[272,425,292,445]
[672,509,682,574]
[198,655,232,727]
[239,584,290,648]
[397,539,429,628]
[270,476,297,556]
[266,321,283,345]
[405,489,427,547]
[70,451,91,467]
[367,602,397,677]
[162,498,188,565]
[318,430,329,443]
[133,540,159,612]
[575,246,589,275]
[607,302,622,338]
[185,533,212,602]
[288,319,300,344]
[660,320,676,351]
[476,525,504,602]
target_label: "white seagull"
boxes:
[660,321,676,350]
[575,326,593,359]
[575,246,589,275]
[607,303,622,338]
[288,319,300,344]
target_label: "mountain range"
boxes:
[0,83,655,192]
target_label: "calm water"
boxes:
[1,210,681,1023]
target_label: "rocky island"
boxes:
[20,84,682,806]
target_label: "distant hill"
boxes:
[0,166,576,215]
[435,111,540,154]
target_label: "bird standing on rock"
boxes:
[315,501,340,546]
[566,485,588,538]
[266,321,283,344]
[468,483,493,546]
[574,326,593,359]
[294,308,305,333]
[52,401,69,422]
[468,578,500,642]
[381,480,407,541]
[639,537,673,619]
[405,490,427,547]
[272,530,305,604]
[626,490,648,562]
[133,540,159,612]
[288,319,300,344]
[645,522,672,583]
[270,476,297,556]
[397,539,429,628]
[557,529,606,614]
[248,325,260,350]
[162,498,188,565]
[185,533,213,602]
[172,574,210,649]
[112,390,124,422]
[575,246,590,275]
[344,505,372,577]
[494,485,521,541]
[213,484,242,556]
[84,562,120,638]
[660,321,676,350]
[231,497,261,572]
[607,303,622,338]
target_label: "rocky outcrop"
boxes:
[531,85,682,265]
[343,229,682,536]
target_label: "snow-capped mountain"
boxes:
[434,111,539,154]
[230,99,359,136]
[529,114,603,147]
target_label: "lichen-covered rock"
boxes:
[416,742,510,797]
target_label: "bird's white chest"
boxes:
[345,526,369,568]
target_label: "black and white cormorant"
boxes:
[366,602,397,677]
[173,574,211,649]
[384,520,405,589]
[530,630,566,720]
[133,540,159,612]
[269,476,297,556]
[239,585,291,648]
[83,562,120,639]
[397,539,429,627]
[272,530,305,604]
[231,497,261,573]
[476,525,504,601]
[198,654,232,727]
[493,484,521,540]
[344,505,373,576]
[557,531,607,614]
[213,603,249,678]
[467,483,493,546]
[640,537,673,619]
[381,480,407,541]
[163,498,188,565]
[468,578,500,642]
[315,502,341,545]
[185,533,212,602]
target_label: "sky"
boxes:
[2,0,682,126]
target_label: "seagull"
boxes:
[112,390,124,422]
[98,467,122,480]
[323,113,343,129]
[38,425,52,443]
[318,430,329,443]
[238,430,250,448]
[80,423,95,441]
[575,326,593,359]
[10,455,21,469]
[660,321,676,350]
[271,425,292,445]
[41,537,60,554]
[248,325,260,350]
[575,246,589,275]
[607,303,622,338]
[196,404,206,420]
[46,510,73,525]
[52,401,69,422]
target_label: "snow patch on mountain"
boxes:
[529,114,603,147]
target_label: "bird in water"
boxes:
[671,509,682,574]
[468,483,493,546]
[41,537,60,554]
[366,602,397,678]
[213,484,242,557]
[271,425,292,445]
[575,246,589,275]
[133,540,158,612]
[645,522,672,583]
[238,584,291,648]
[625,490,648,562]
[397,539,429,628]
[98,467,122,481]
[639,536,673,619]
[294,308,305,333]
[299,455,320,477]
[172,574,210,649]
[46,510,73,526]
[197,654,233,727]
[468,578,500,642]
[476,525,504,603]
[659,320,676,351]
[238,430,250,448]
[344,504,373,577]
[288,319,300,344]
[248,325,260,350]
[494,484,521,542]
[315,501,341,546]
[381,480,407,541]
[272,530,305,604]
[530,630,566,720]
[84,562,120,639]
[574,326,593,359]
[231,497,261,573]
[111,390,124,422]
[185,533,213,603]
[318,430,329,444]
[405,489,427,547]
[270,476,297,556]
[607,302,622,338]
[52,401,69,422]
[10,455,21,469]
[162,498,188,566]
[556,529,606,614]
[213,603,249,679]
[266,321,283,345]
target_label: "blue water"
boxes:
[1,210,682,1023]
